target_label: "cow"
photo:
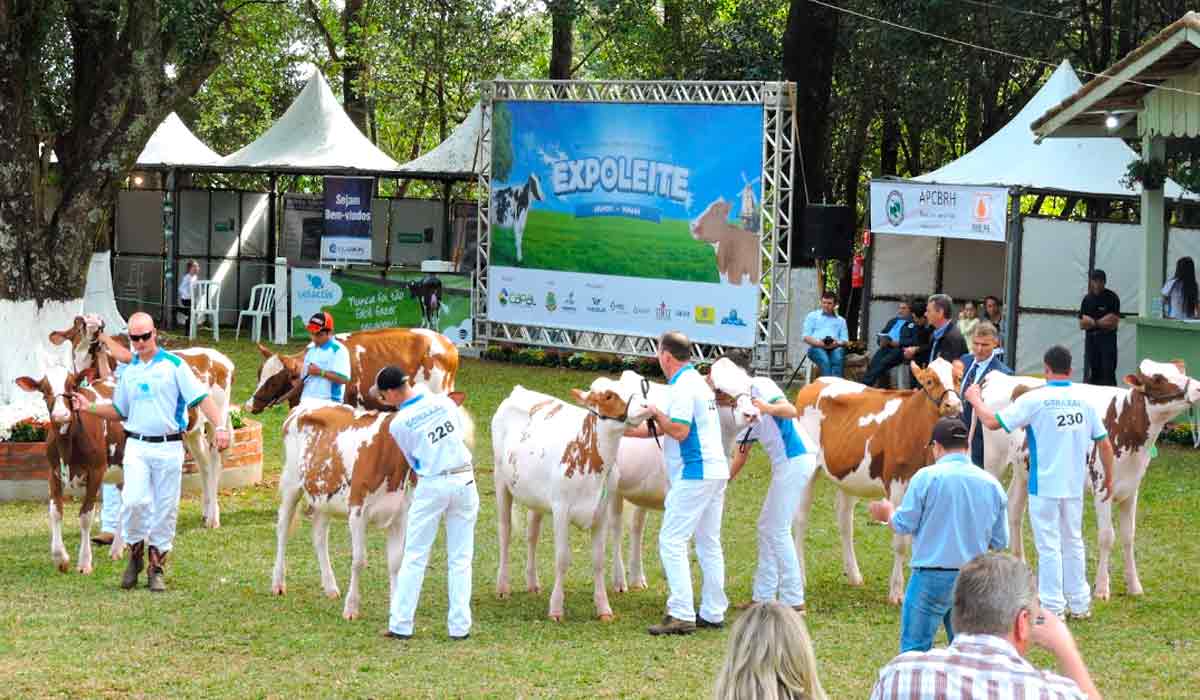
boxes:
[272,394,473,620]
[246,327,459,414]
[492,381,652,622]
[690,198,761,286]
[16,369,125,573]
[976,359,1200,600]
[791,358,963,605]
[492,173,544,263]
[406,275,444,330]
[48,314,130,381]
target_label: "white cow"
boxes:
[493,381,652,621]
[977,359,1200,599]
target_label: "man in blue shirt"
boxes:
[868,417,1008,652]
[862,298,917,387]
[300,311,351,405]
[801,291,849,379]
[957,321,1011,467]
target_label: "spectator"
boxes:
[917,294,968,366]
[801,291,849,379]
[902,300,931,367]
[177,260,200,328]
[870,553,1102,700]
[868,417,1008,653]
[983,295,1005,343]
[712,602,828,700]
[1162,256,1198,320]
[958,321,1011,467]
[957,299,980,345]
[1078,270,1120,386]
[862,298,918,387]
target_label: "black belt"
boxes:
[126,431,184,443]
[915,566,959,572]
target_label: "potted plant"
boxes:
[1121,157,1169,191]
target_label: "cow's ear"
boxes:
[1170,358,1187,374]
[1124,373,1143,388]
[448,391,467,406]
[909,360,921,376]
[15,377,40,392]
[570,388,591,405]
[257,343,273,358]
[48,330,68,345]
[951,360,964,386]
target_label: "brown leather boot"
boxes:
[147,546,167,592]
[121,541,144,590]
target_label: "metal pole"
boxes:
[162,169,177,329]
[1002,188,1022,361]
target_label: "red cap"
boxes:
[306,311,334,333]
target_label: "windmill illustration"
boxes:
[738,172,761,232]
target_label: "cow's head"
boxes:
[574,378,652,425]
[690,198,732,242]
[527,173,545,202]
[707,358,762,425]
[245,343,304,413]
[911,358,962,417]
[1125,359,1200,410]
[15,366,75,429]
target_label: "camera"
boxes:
[823,336,835,346]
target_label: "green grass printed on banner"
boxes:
[291,275,470,336]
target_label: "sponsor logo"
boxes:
[587,296,607,313]
[545,291,557,312]
[585,282,604,290]
[655,302,670,320]
[499,288,535,307]
[885,190,904,226]
[632,305,651,316]
[695,305,716,324]
[673,308,691,320]
[720,309,747,327]
[306,274,325,289]
[561,291,577,312]
[971,191,996,235]
[609,300,627,314]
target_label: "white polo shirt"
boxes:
[742,377,810,467]
[664,364,729,482]
[301,338,352,403]
[112,349,208,436]
[996,380,1107,498]
[387,390,472,477]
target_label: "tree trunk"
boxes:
[662,0,684,79]
[341,0,371,139]
[549,0,575,80]
[880,111,900,176]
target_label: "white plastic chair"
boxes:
[236,284,276,342]
[189,281,221,341]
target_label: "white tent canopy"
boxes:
[913,60,1189,199]
[395,103,483,180]
[219,70,399,173]
[136,112,223,168]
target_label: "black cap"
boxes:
[929,417,969,447]
[375,366,409,392]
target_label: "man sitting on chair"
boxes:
[862,298,917,387]
[801,291,849,379]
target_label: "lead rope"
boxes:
[641,377,661,449]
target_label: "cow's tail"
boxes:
[459,406,477,451]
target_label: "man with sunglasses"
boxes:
[71,312,229,592]
[300,311,351,405]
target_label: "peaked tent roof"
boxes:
[394,103,483,180]
[219,70,399,174]
[136,112,222,168]
[912,60,1188,199]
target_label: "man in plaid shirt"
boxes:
[871,553,1101,700]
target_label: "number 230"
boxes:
[1056,412,1084,428]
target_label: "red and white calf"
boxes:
[492,381,652,621]
[978,359,1200,599]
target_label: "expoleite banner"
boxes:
[487,100,764,347]
[322,176,374,261]
[869,180,1009,242]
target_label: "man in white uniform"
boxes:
[727,370,816,614]
[300,311,351,405]
[967,345,1115,620]
[73,312,229,591]
[376,366,478,641]
[625,331,729,635]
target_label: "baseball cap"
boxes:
[306,311,334,333]
[929,417,969,446]
[375,366,409,392]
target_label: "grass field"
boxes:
[491,210,720,283]
[2,334,1200,698]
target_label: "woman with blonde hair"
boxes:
[712,602,828,700]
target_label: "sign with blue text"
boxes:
[487,100,764,347]
[869,180,1009,242]
[322,176,374,261]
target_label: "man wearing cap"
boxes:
[301,311,351,405]
[375,366,478,641]
[71,312,229,592]
[868,417,1009,652]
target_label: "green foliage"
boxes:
[492,102,514,182]
[3,420,48,443]
[1121,158,1169,191]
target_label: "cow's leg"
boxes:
[514,211,525,262]
[313,511,340,600]
[609,495,628,593]
[548,507,571,621]
[270,485,303,596]
[591,508,613,621]
[1093,492,1115,601]
[888,482,911,606]
[343,508,368,620]
[495,483,514,599]
[1007,471,1029,561]
[525,509,543,594]
[76,472,102,575]
[1119,492,1144,596]
[835,490,864,587]
[628,506,649,591]
[185,430,221,529]
[48,468,69,573]
[792,472,820,590]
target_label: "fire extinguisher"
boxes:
[851,254,865,289]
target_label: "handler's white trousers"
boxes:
[120,439,184,551]
[100,483,122,534]
[1029,494,1090,615]
[389,471,479,638]
[753,454,817,606]
[659,478,729,624]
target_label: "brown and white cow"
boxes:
[492,381,652,621]
[16,369,125,573]
[246,327,459,413]
[690,198,761,286]
[272,395,473,620]
[977,359,1200,600]
[48,314,129,382]
[792,358,963,605]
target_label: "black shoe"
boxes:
[697,616,725,629]
[121,541,144,590]
[382,630,412,640]
[450,634,470,641]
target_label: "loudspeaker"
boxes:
[797,204,854,261]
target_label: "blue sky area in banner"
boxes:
[500,101,764,220]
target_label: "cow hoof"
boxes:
[272,583,287,596]
[598,612,614,623]
[325,589,342,600]
[1095,587,1111,601]
[204,517,221,529]
[632,579,648,591]
[613,584,628,594]
[110,547,125,561]
[528,585,542,594]
[548,612,563,622]
[1127,580,1144,596]
[77,564,93,575]
[497,589,511,600]
[56,559,70,574]
[887,594,903,607]
[343,610,359,621]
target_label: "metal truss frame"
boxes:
[474,79,795,375]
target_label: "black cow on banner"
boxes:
[492,173,544,263]
[407,275,444,330]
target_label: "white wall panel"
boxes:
[870,233,937,296]
[1096,222,1144,314]
[1018,218,1090,310]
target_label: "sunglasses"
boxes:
[129,331,153,342]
